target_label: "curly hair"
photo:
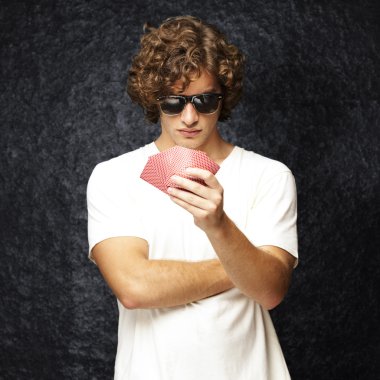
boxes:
[127,16,245,123]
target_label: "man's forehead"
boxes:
[171,80,187,93]
[170,71,221,95]
[171,74,199,91]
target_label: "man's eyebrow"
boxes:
[204,87,220,93]
[176,88,221,95]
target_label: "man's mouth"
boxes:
[178,129,201,137]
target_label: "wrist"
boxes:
[205,212,232,240]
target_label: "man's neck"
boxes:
[154,135,234,165]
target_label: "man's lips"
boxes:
[178,129,201,137]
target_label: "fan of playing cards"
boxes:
[140,145,220,195]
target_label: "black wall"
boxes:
[1,1,379,379]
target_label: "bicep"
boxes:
[92,236,149,301]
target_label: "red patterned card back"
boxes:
[140,145,220,194]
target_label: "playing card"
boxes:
[145,153,169,185]
[140,154,168,193]
[164,146,219,189]
[140,145,220,194]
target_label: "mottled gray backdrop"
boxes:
[1,0,379,379]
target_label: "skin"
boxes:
[92,70,296,310]
[156,71,234,162]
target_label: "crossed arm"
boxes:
[92,237,233,309]
[92,168,296,311]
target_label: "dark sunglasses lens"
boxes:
[160,97,185,115]
[193,94,220,113]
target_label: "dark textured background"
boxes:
[1,0,379,379]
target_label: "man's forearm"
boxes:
[205,214,293,310]
[123,258,232,309]
[92,237,233,310]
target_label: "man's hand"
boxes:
[167,167,225,233]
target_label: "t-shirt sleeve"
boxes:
[247,169,298,266]
[86,162,146,262]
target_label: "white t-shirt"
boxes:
[87,142,298,380]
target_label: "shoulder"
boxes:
[89,143,154,184]
[87,143,157,200]
[233,146,293,183]
[94,144,151,175]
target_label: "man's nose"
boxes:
[180,102,199,126]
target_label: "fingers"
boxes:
[167,170,220,208]
[168,176,207,199]
[168,185,224,231]
[167,169,224,231]
[168,190,207,215]
[184,167,221,189]
[168,184,221,210]
[168,168,221,195]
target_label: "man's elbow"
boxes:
[118,282,146,310]
[119,294,140,309]
[261,294,284,311]
[255,285,289,310]
[263,266,293,310]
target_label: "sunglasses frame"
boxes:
[156,93,224,115]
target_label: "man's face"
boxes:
[157,70,223,154]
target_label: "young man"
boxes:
[87,15,298,380]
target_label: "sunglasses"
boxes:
[156,93,223,115]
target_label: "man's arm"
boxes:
[168,168,296,310]
[92,236,233,309]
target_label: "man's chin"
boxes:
[175,141,203,151]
